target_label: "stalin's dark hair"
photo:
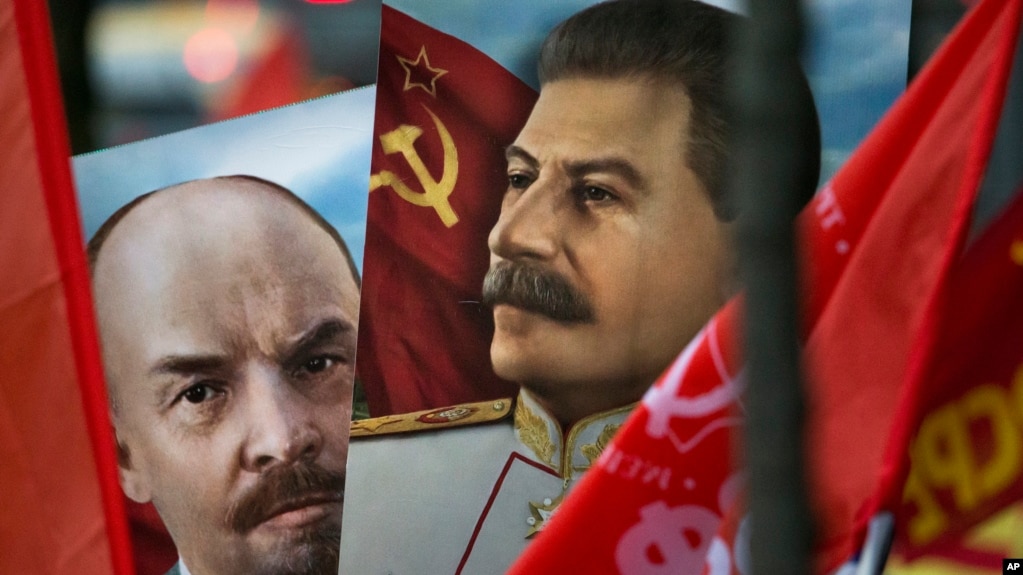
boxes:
[538,0,821,220]
[86,175,361,287]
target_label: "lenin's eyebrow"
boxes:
[285,318,356,360]
[151,354,230,377]
[150,354,231,407]
[505,145,540,170]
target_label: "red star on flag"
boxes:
[397,45,448,96]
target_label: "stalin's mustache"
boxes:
[481,261,595,324]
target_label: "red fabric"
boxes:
[1,0,133,573]
[900,504,1023,570]
[508,0,1020,572]
[804,0,1020,569]
[356,6,532,415]
[887,183,1023,558]
[124,500,176,575]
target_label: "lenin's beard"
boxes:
[482,261,595,324]
[223,462,344,575]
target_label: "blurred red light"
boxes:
[183,27,239,84]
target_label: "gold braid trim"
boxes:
[515,400,556,467]
[580,423,621,466]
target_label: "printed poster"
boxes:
[73,87,374,575]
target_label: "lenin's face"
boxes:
[93,180,359,575]
[486,77,734,421]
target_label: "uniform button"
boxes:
[493,401,505,411]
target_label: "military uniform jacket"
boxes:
[338,391,634,574]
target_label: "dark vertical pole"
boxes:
[730,1,816,574]
[971,10,1023,238]
[907,0,967,81]
[47,0,95,154]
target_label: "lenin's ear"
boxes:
[112,419,153,504]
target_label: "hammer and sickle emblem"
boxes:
[370,105,459,227]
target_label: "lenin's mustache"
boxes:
[226,461,344,534]
[482,261,595,323]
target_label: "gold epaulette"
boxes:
[350,398,514,438]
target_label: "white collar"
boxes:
[513,389,635,479]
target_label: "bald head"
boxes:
[88,175,360,287]
[91,176,360,410]
[91,176,358,575]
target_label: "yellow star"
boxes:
[526,493,565,539]
[397,45,448,97]
[1011,240,1023,267]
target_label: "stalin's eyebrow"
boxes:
[564,157,646,191]
[506,145,647,191]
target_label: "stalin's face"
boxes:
[485,77,734,424]
[94,179,359,575]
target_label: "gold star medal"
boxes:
[526,492,565,538]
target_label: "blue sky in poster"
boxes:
[72,86,375,271]
[387,0,913,184]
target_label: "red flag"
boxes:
[355,6,533,415]
[508,0,1020,572]
[0,0,132,573]
[855,203,1023,572]
[885,187,1023,552]
[889,186,1023,565]
[803,0,1020,568]
[122,500,175,575]
[885,504,1023,573]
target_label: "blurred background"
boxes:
[48,0,970,174]
[49,0,381,154]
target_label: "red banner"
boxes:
[356,6,534,415]
[803,0,1020,567]
[1,0,132,573]
[892,187,1023,556]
